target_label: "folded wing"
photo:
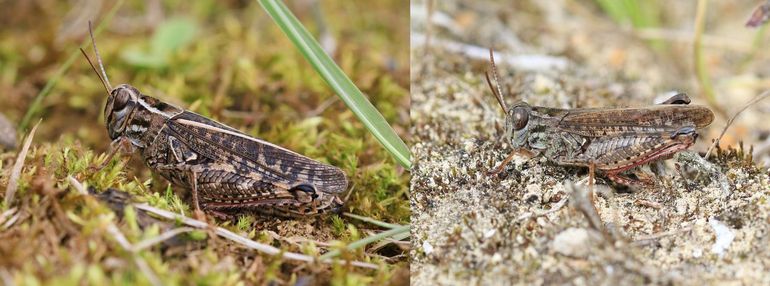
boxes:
[545,105,713,137]
[166,111,348,194]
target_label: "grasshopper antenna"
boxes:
[80,48,111,95]
[88,21,112,91]
[485,49,508,114]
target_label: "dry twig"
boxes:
[632,226,693,247]
[68,176,162,286]
[516,195,569,222]
[132,203,379,269]
[5,120,40,206]
[705,89,770,159]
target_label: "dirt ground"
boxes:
[410,0,770,284]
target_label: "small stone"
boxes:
[484,229,497,239]
[0,113,16,150]
[422,241,434,255]
[552,227,593,258]
[675,199,688,215]
[604,265,615,275]
[709,219,735,257]
[491,253,502,263]
[463,140,476,153]
[524,184,542,204]
[692,247,703,258]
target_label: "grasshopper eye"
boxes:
[112,89,130,111]
[512,107,529,130]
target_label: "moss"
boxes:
[0,0,408,284]
[410,1,770,284]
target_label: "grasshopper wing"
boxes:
[550,105,714,137]
[165,111,348,194]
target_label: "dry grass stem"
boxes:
[132,203,380,269]
[4,120,40,206]
[67,176,162,286]
[705,89,770,159]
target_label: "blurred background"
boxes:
[413,0,770,164]
[1,0,409,151]
[0,0,409,284]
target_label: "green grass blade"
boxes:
[693,0,726,118]
[343,212,403,229]
[594,0,663,49]
[19,0,125,131]
[319,224,410,260]
[257,0,412,169]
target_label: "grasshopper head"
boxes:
[105,84,141,140]
[485,49,532,150]
[506,102,531,148]
[79,22,141,141]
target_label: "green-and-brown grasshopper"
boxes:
[81,24,347,219]
[485,50,714,187]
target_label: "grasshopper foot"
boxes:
[193,209,208,222]
[489,151,517,175]
[87,137,133,175]
[632,168,657,186]
[607,172,654,189]
[204,208,232,221]
[488,148,534,176]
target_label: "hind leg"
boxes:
[195,180,334,218]
[187,171,210,221]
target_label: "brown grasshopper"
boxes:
[80,23,347,219]
[485,50,714,187]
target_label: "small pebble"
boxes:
[692,247,703,258]
[524,184,542,204]
[552,227,592,258]
[463,140,476,153]
[709,219,735,258]
[491,253,502,263]
[422,241,434,255]
[0,113,17,150]
[484,229,497,239]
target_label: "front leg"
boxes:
[90,137,134,174]
[489,148,537,175]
